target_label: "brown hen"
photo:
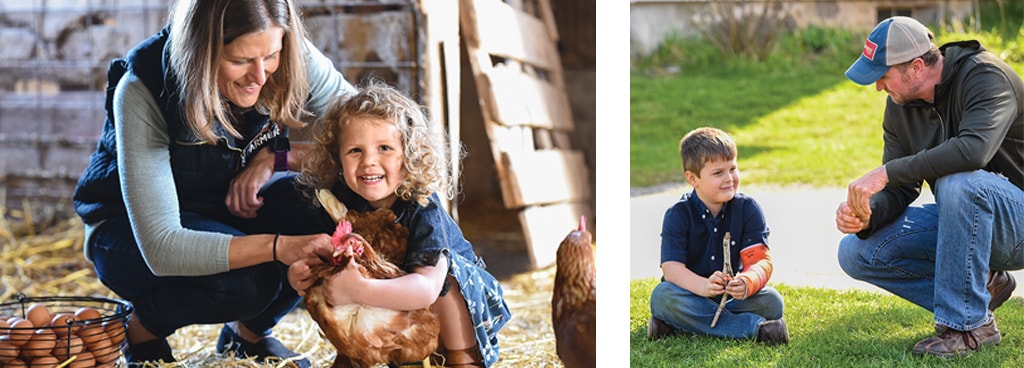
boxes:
[552,216,596,368]
[304,189,440,368]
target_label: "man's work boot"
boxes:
[987,270,1016,311]
[913,319,1001,358]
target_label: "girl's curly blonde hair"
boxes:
[299,80,457,207]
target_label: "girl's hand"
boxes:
[323,257,368,306]
[725,278,748,300]
[287,260,318,296]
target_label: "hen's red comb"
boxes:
[578,215,586,232]
[331,220,353,246]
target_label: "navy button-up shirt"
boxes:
[659,190,770,278]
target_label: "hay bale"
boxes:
[1,214,564,367]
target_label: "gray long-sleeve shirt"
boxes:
[85,43,354,276]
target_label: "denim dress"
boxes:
[332,186,512,366]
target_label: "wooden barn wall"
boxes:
[0,1,437,216]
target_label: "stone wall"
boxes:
[0,1,166,210]
[630,0,977,59]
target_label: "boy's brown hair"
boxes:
[679,127,737,177]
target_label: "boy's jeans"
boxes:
[649,281,784,339]
[838,170,1024,331]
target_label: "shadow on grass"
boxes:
[629,64,857,187]
[629,281,1024,367]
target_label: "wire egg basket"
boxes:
[0,294,132,367]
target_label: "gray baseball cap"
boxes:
[845,16,934,85]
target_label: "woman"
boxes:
[72,0,353,366]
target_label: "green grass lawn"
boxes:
[630,25,1024,189]
[630,278,1024,367]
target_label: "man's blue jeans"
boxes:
[649,281,784,339]
[838,170,1024,331]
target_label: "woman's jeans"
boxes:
[649,281,784,339]
[838,170,1024,331]
[87,176,334,338]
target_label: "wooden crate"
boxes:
[459,0,594,269]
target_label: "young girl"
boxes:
[288,81,511,366]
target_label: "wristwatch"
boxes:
[272,137,290,171]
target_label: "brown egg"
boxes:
[24,304,51,328]
[49,313,80,338]
[7,316,23,325]
[51,335,84,360]
[7,319,35,347]
[28,355,59,368]
[0,337,19,362]
[0,318,10,331]
[73,308,102,324]
[75,322,107,346]
[67,351,94,368]
[85,336,114,362]
[4,358,28,367]
[21,328,56,358]
[101,320,125,347]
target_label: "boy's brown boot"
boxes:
[756,318,789,345]
[913,319,1001,358]
[646,316,677,341]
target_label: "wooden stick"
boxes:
[710,232,732,328]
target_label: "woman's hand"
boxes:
[226,147,275,218]
[276,233,333,265]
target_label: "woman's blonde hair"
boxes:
[168,0,310,144]
[300,80,457,207]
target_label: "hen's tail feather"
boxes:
[317,188,349,223]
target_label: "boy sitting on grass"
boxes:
[647,127,788,344]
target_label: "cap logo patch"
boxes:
[863,39,878,60]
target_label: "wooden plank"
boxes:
[537,0,559,42]
[419,0,462,216]
[498,149,592,208]
[484,63,573,130]
[518,201,593,268]
[465,0,559,71]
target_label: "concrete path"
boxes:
[630,185,1024,298]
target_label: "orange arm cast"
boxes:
[736,244,773,298]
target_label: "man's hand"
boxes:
[847,165,888,222]
[226,148,275,218]
[835,201,869,234]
